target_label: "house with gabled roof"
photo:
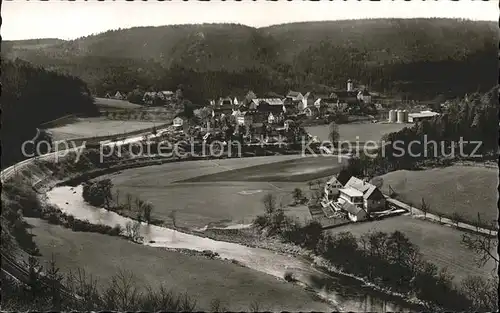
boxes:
[343,177,386,212]
[327,176,386,222]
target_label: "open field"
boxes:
[380,166,498,227]
[180,156,347,183]
[110,156,338,228]
[48,117,159,141]
[94,97,143,110]
[306,122,410,142]
[327,215,497,283]
[26,218,330,311]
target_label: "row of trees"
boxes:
[253,192,498,311]
[82,179,154,224]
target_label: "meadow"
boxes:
[48,117,159,141]
[380,166,498,227]
[327,215,497,284]
[306,122,410,143]
[26,218,330,311]
[109,156,342,228]
[94,97,143,110]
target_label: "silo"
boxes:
[396,110,405,123]
[402,110,408,123]
[388,110,396,123]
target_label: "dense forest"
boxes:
[1,59,99,167]
[3,19,497,102]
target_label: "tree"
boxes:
[125,221,143,242]
[451,212,462,227]
[262,193,277,214]
[292,188,304,205]
[307,181,314,190]
[461,220,499,269]
[420,197,430,218]
[142,202,153,224]
[26,254,43,300]
[315,179,323,190]
[46,253,64,310]
[460,275,499,312]
[328,121,340,146]
[126,193,133,210]
[168,210,177,228]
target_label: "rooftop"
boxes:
[340,187,364,198]
[408,111,440,118]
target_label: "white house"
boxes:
[233,97,239,106]
[173,117,184,127]
[343,177,386,212]
[331,176,386,222]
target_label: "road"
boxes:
[386,197,497,237]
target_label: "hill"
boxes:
[3,19,497,100]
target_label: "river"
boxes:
[47,185,423,312]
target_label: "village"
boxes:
[106,79,441,148]
[98,79,452,230]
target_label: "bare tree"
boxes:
[248,299,261,312]
[328,121,340,146]
[262,193,277,214]
[292,188,304,205]
[210,298,227,312]
[307,181,314,190]
[143,202,153,224]
[125,221,143,242]
[420,197,430,218]
[451,212,462,227]
[126,193,133,210]
[462,221,499,269]
[115,189,120,206]
[168,210,177,228]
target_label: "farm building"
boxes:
[408,111,440,123]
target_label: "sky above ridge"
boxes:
[3,0,498,40]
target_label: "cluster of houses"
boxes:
[105,90,175,105]
[322,175,386,222]
[205,79,374,127]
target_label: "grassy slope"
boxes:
[306,123,410,142]
[380,166,498,225]
[27,218,330,311]
[110,156,321,228]
[327,215,497,283]
[180,156,347,183]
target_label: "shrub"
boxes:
[284,271,296,282]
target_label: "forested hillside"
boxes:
[3,19,497,101]
[1,59,98,167]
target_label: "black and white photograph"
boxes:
[1,0,498,311]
